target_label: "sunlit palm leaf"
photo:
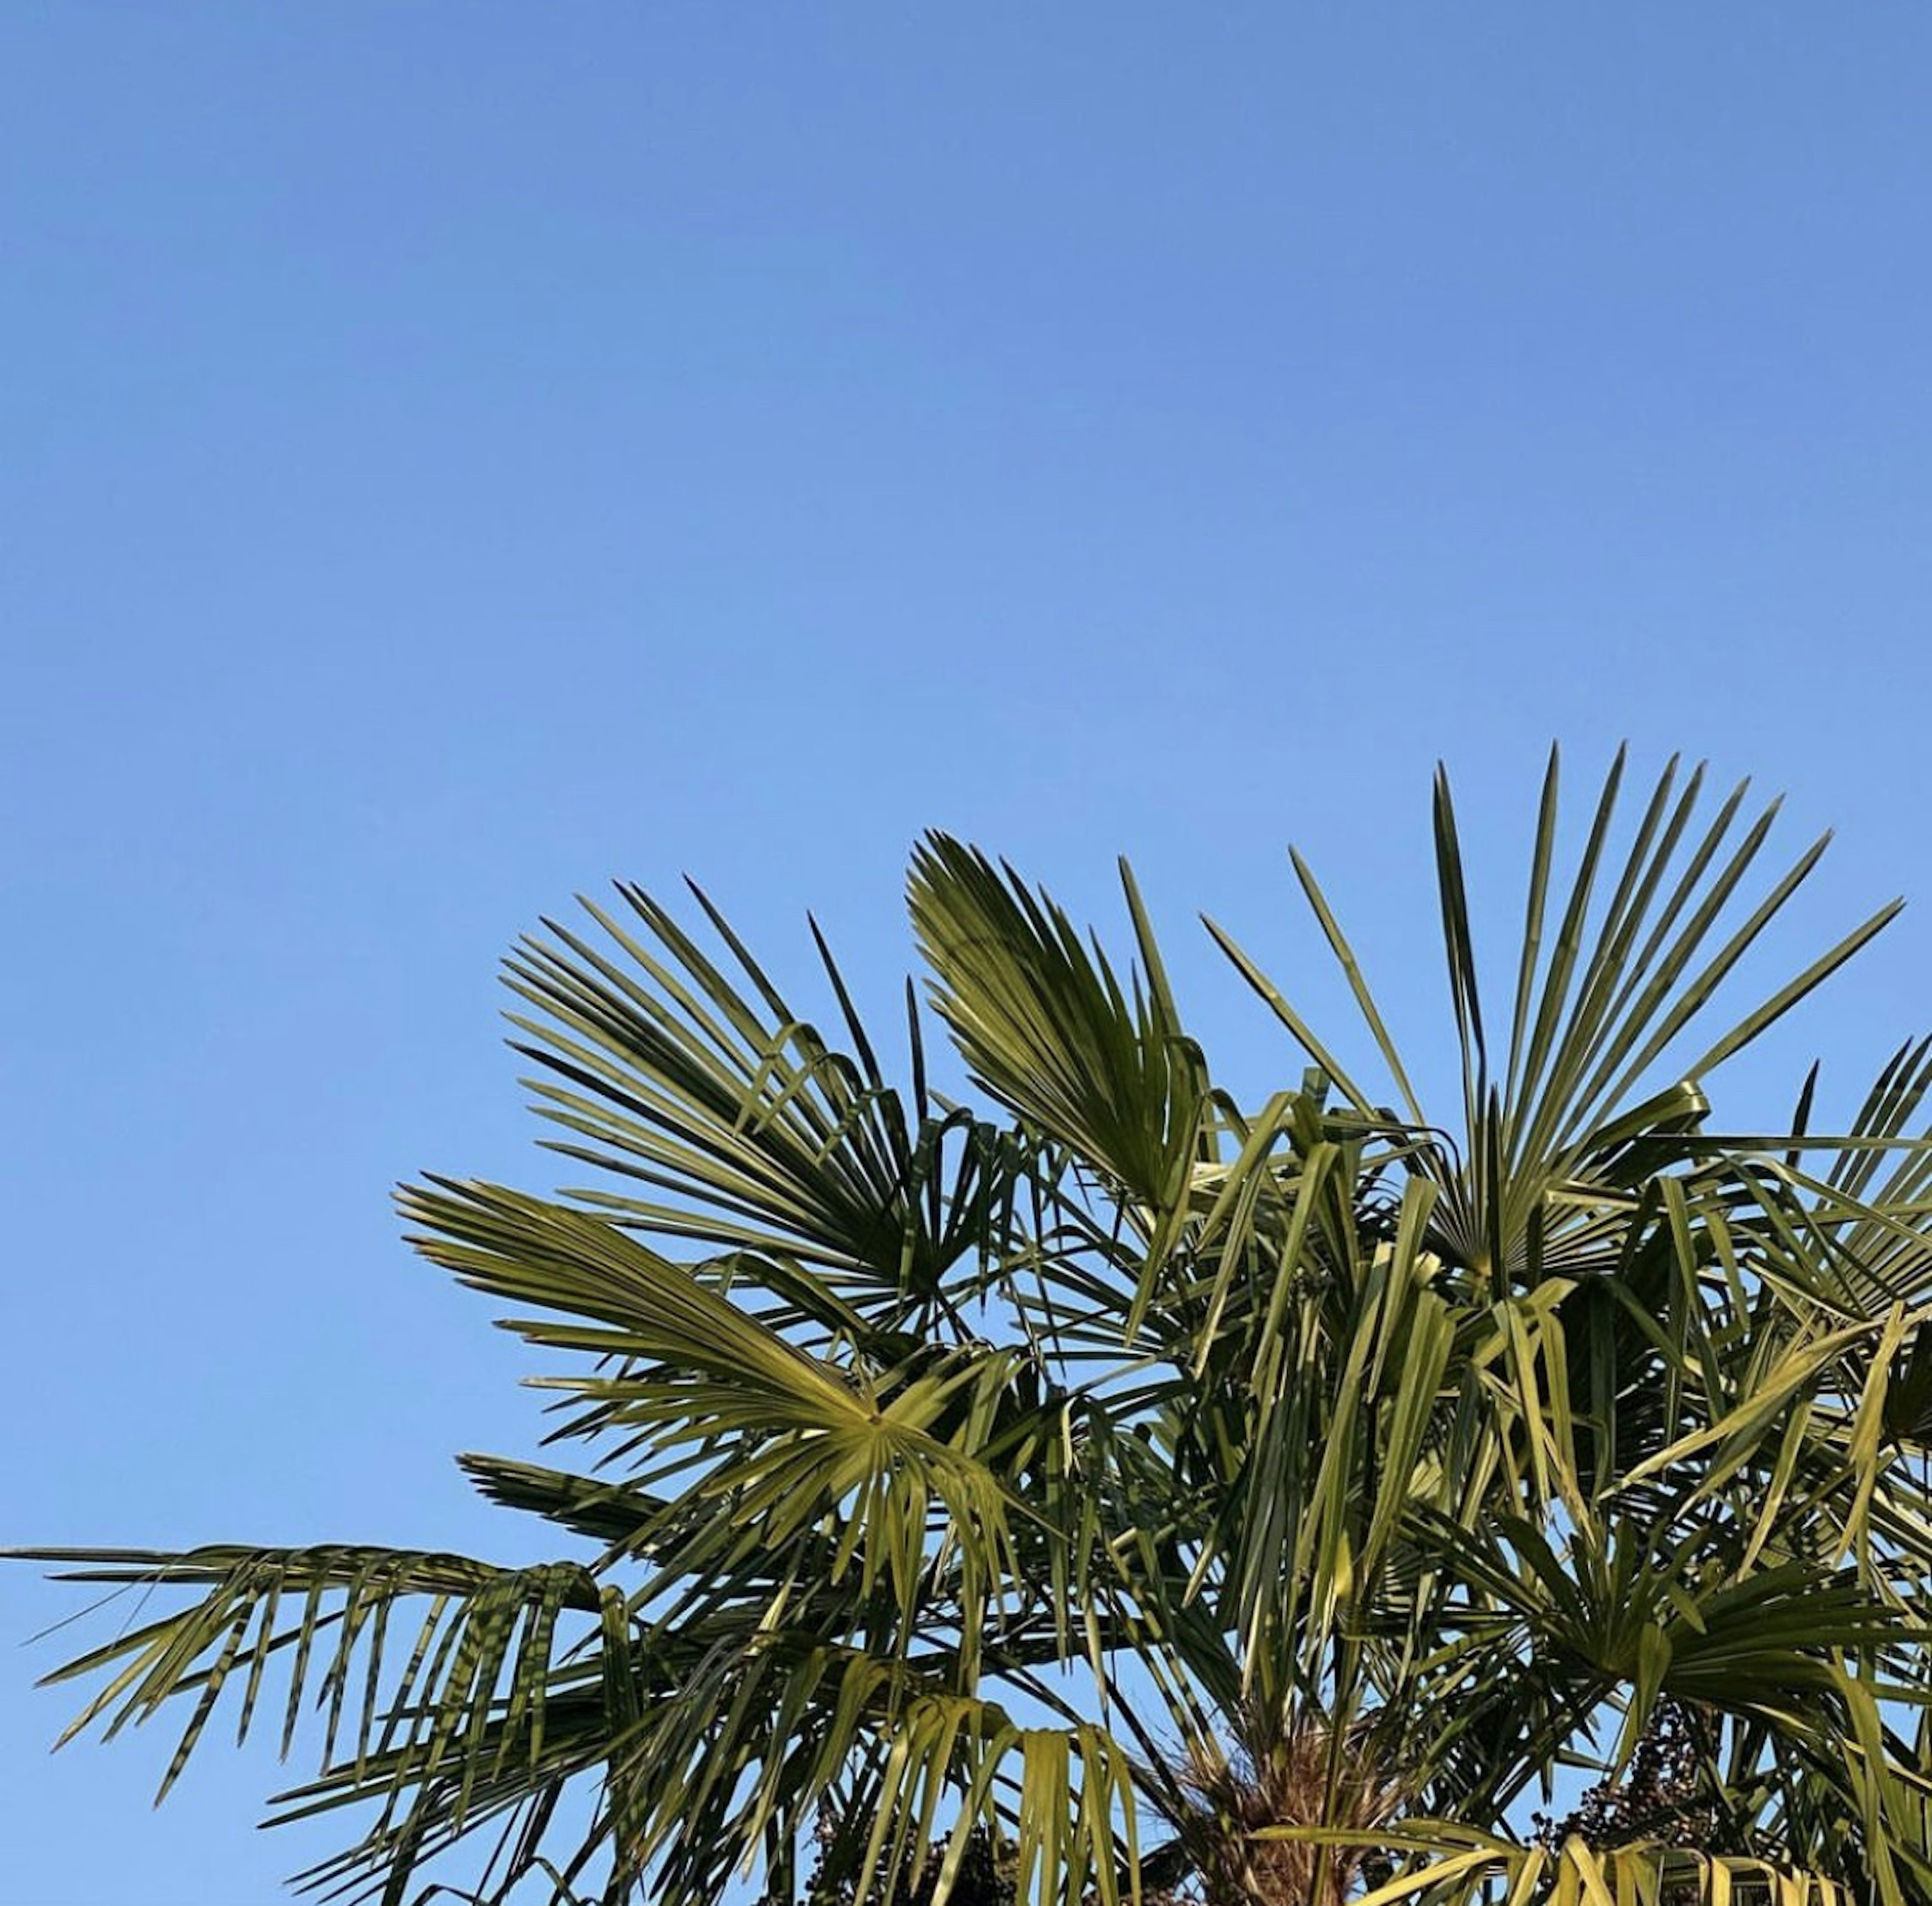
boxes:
[908,835,1210,1221]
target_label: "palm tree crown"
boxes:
[18,750,1932,1906]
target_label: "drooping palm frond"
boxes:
[25,1544,600,1787]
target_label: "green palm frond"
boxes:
[15,1545,609,1819]
[908,835,1211,1222]
[507,882,1010,1350]
[1209,748,1902,1294]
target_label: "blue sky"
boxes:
[4,5,1931,1899]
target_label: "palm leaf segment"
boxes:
[19,753,1932,1906]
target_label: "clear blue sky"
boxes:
[4,5,1930,1899]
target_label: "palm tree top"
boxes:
[13,749,1932,1906]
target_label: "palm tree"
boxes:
[18,749,1932,1906]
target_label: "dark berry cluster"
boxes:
[1532,1700,1726,1854]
